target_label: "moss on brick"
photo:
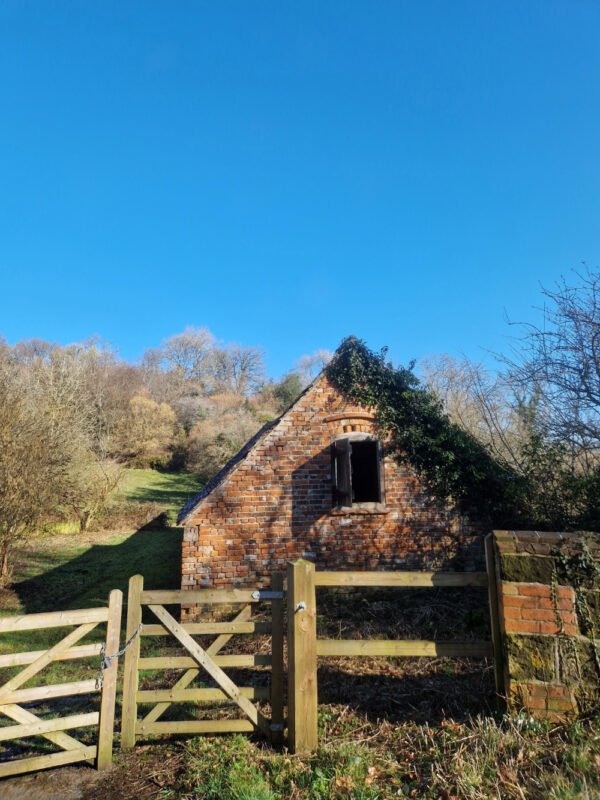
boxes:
[559,638,598,684]
[500,554,554,585]
[558,638,600,713]
[583,591,600,630]
[505,633,555,682]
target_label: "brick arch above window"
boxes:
[325,411,377,435]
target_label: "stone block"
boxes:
[505,632,556,682]
[500,554,554,584]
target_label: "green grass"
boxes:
[117,469,201,524]
[0,470,197,693]
[104,714,600,800]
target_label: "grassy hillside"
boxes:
[116,469,200,525]
[0,469,201,693]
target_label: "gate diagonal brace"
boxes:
[141,605,252,725]
[148,604,271,737]
[0,704,84,752]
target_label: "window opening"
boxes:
[350,440,379,502]
[332,437,383,507]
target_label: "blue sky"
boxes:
[1,1,599,377]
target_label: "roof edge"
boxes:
[177,371,327,525]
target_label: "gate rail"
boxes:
[121,573,284,748]
[0,590,122,778]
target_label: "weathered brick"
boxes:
[519,585,552,598]
[505,620,541,634]
[180,373,485,590]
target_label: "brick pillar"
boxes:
[494,530,600,720]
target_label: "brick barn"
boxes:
[178,369,486,591]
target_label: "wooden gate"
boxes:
[121,574,284,747]
[0,590,122,778]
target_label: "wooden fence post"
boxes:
[121,574,143,749]
[485,534,505,703]
[97,589,123,770]
[287,559,317,754]
[270,571,284,745]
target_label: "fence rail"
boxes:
[0,542,503,774]
[314,571,489,588]
[0,590,122,778]
[287,557,500,754]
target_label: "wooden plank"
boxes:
[287,559,318,755]
[314,571,489,588]
[0,703,84,752]
[148,604,271,736]
[121,574,143,750]
[97,588,123,770]
[141,589,260,604]
[270,571,284,745]
[139,654,272,669]
[0,745,97,779]
[0,622,98,705]
[0,607,108,633]
[141,605,252,726]
[0,711,99,741]
[486,533,506,704]
[0,643,102,669]
[1,679,97,705]
[316,639,494,658]
[141,620,271,636]
[136,720,255,735]
[137,687,270,703]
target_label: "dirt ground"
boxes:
[1,764,104,800]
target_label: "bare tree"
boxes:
[420,354,532,471]
[295,349,333,384]
[186,401,262,481]
[153,326,215,384]
[61,450,123,533]
[112,390,177,461]
[211,343,266,396]
[0,357,69,584]
[503,266,600,466]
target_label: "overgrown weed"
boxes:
[97,713,600,800]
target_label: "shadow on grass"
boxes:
[13,527,183,613]
[317,659,497,724]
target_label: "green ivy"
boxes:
[326,337,524,525]
[553,541,600,691]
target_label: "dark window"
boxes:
[331,437,383,507]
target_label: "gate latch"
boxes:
[250,590,286,601]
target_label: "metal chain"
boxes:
[96,623,142,690]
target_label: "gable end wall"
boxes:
[182,376,485,591]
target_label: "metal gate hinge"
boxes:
[251,590,286,600]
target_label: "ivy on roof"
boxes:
[326,337,521,524]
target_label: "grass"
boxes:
[92,713,600,800]
[0,469,198,720]
[117,469,201,525]
[1,469,600,798]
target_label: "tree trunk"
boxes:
[0,542,11,588]
[79,510,93,534]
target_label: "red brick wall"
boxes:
[182,375,485,591]
[493,530,600,720]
